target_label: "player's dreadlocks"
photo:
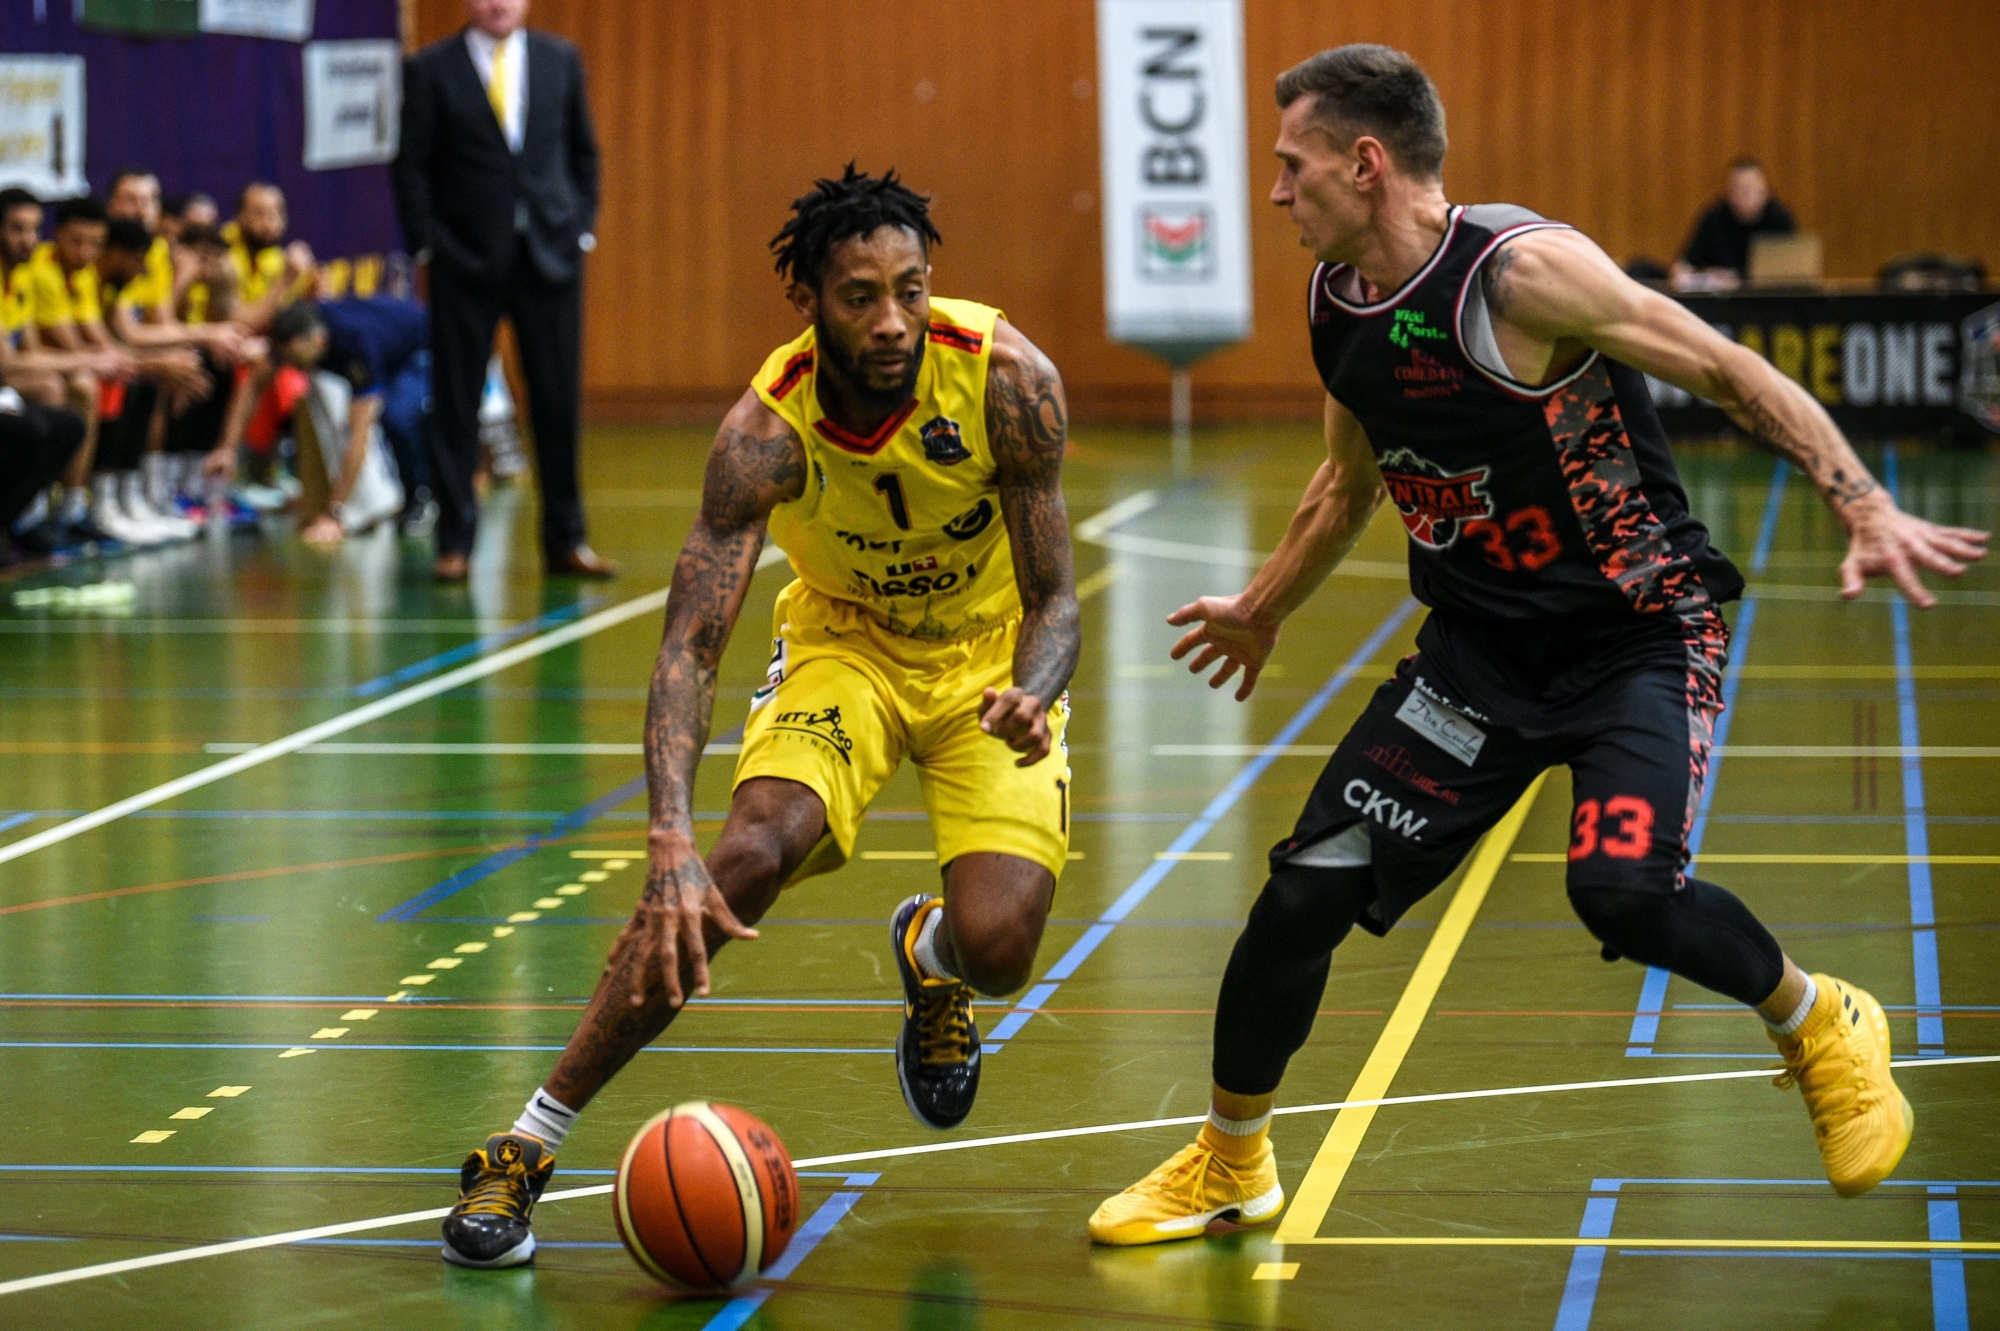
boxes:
[770,163,942,290]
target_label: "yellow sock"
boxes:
[1198,1114,1270,1166]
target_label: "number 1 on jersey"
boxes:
[874,473,912,531]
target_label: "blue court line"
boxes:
[1553,1180,1620,1331]
[0,813,32,835]
[1556,1175,1979,1331]
[0,1041,889,1054]
[981,597,1422,1048]
[349,598,602,698]
[374,776,649,923]
[700,1175,880,1331]
[1885,448,1945,1057]
[1627,459,1787,1058]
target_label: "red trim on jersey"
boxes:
[1451,222,1599,401]
[813,399,918,456]
[1318,206,1464,317]
[767,349,814,401]
[927,321,984,353]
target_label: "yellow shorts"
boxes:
[734,581,1072,883]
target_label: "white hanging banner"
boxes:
[302,39,401,171]
[0,56,87,200]
[199,0,315,42]
[1095,0,1253,363]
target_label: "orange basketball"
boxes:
[612,1100,801,1290]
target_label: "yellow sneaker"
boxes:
[1771,973,1914,1198]
[1089,1137,1284,1246]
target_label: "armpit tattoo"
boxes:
[1482,243,1520,316]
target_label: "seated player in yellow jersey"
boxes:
[440,165,1081,1269]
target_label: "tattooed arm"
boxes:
[1481,227,1988,606]
[630,390,805,1005]
[983,319,1079,768]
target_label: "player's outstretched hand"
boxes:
[616,831,758,1010]
[1166,594,1280,701]
[1838,494,1988,609]
[979,686,1052,767]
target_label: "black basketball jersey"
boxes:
[1308,204,1743,626]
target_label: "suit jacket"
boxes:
[393,28,601,287]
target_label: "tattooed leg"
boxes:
[542,778,826,1110]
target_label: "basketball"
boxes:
[612,1101,801,1290]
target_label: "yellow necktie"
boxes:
[487,38,511,133]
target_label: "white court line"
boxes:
[0,590,658,866]
[0,545,790,868]
[4,1053,1992,1298]
[1073,486,1404,579]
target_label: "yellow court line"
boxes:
[1274,771,1549,1245]
[1287,1236,2000,1252]
[1512,853,2000,866]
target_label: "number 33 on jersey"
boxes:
[753,297,1018,642]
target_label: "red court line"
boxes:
[0,841,516,916]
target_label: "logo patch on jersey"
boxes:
[1378,448,1493,550]
[770,705,854,766]
[1395,347,1465,399]
[919,415,972,466]
[1388,308,1447,349]
[942,498,994,541]
[1392,687,1487,767]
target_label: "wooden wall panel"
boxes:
[411,1,2000,421]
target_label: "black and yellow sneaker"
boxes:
[891,894,981,1130]
[440,1132,554,1268]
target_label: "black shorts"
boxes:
[1273,608,1730,935]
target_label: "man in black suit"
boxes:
[393,0,614,582]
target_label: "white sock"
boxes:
[1205,1108,1272,1137]
[512,1088,579,1149]
[144,452,171,509]
[913,905,957,981]
[61,486,89,523]
[1764,975,1819,1036]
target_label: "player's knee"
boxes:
[1242,865,1368,965]
[948,913,1038,996]
[1566,880,1672,962]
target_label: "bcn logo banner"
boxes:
[1094,0,1253,361]
[1646,293,2000,438]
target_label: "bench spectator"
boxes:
[1671,158,1798,292]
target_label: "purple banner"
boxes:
[0,2,403,259]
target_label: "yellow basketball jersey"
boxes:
[751,297,1017,642]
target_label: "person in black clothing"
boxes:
[1671,157,1797,290]
[393,0,613,583]
[1090,44,1988,1248]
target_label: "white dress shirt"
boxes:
[464,26,527,153]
